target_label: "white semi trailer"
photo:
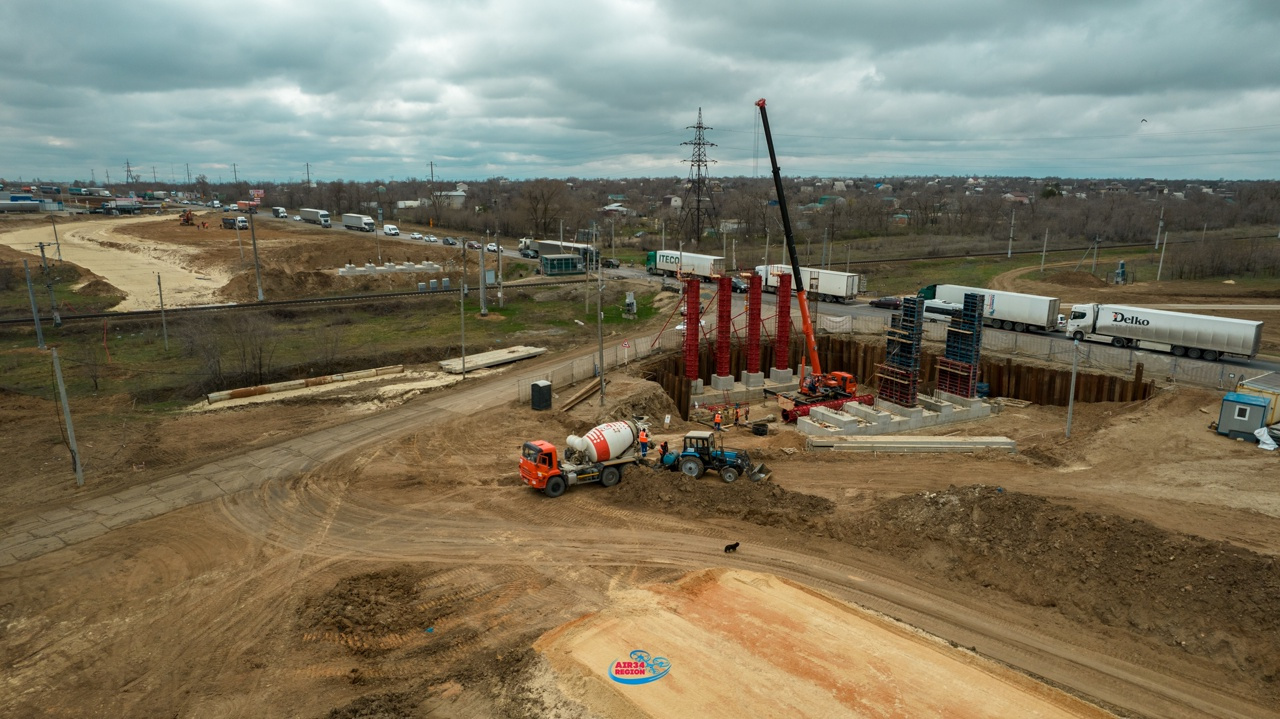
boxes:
[755,264,863,303]
[647,250,724,279]
[921,284,1060,332]
[1065,304,1263,361]
[299,208,331,227]
[342,213,376,232]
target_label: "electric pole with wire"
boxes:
[680,108,718,248]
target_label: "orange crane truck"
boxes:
[756,98,874,422]
[520,420,648,498]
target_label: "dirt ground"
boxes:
[2,216,1280,718]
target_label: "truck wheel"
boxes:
[1188,348,1202,360]
[600,466,621,487]
[544,476,567,498]
[1171,346,1186,357]
[1014,322,1026,333]
[680,457,705,478]
[719,467,739,483]
[1002,320,1015,330]
[1203,350,1219,362]
[1072,331,1084,341]
[1111,337,1125,347]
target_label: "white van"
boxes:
[383,224,399,236]
[211,200,221,208]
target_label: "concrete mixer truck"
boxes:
[520,420,649,498]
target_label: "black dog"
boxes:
[724,542,740,553]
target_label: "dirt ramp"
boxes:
[535,568,1113,718]
[845,485,1280,696]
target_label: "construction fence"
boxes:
[512,302,1260,404]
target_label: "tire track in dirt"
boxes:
[212,473,1272,719]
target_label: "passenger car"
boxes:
[730,277,749,293]
[466,241,482,250]
[409,232,423,240]
[868,296,903,310]
[485,242,499,253]
[442,237,458,246]
[292,215,302,221]
[519,248,539,259]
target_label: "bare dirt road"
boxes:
[2,368,1278,718]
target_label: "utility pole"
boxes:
[597,266,606,407]
[49,213,61,262]
[1007,209,1015,258]
[235,224,245,266]
[305,162,311,187]
[1155,205,1164,249]
[44,268,61,328]
[51,348,85,486]
[1157,229,1169,281]
[661,220,665,252]
[152,166,157,183]
[248,212,264,301]
[478,233,488,317]
[1065,339,1080,438]
[497,235,504,309]
[1040,228,1048,273]
[459,282,467,379]
[157,273,169,351]
[186,163,191,185]
[233,163,238,184]
[24,260,45,350]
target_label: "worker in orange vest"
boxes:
[638,428,649,457]
[713,411,723,431]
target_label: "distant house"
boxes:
[1002,192,1031,204]
[607,194,628,202]
[600,202,634,217]
[434,190,466,209]
[718,219,744,233]
[662,195,683,210]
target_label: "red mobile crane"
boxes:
[756,99,872,421]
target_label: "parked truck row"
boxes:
[914,283,1263,361]
[757,264,864,304]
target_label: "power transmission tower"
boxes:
[680,108,718,248]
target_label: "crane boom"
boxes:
[755,98,822,377]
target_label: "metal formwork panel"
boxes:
[747,274,762,373]
[774,273,792,370]
[716,275,732,376]
[684,278,700,380]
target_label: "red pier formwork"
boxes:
[684,278,700,381]
[716,276,732,377]
[746,274,762,374]
[774,273,791,371]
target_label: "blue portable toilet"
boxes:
[1218,393,1270,441]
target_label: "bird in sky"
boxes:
[1141,119,1148,123]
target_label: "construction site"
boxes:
[2,170,1280,716]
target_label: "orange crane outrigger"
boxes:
[756,98,871,419]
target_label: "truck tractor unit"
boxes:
[520,420,647,498]
[666,431,770,483]
[272,206,288,218]
[1065,304,1262,361]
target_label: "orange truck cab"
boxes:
[520,441,559,491]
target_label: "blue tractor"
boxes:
[659,430,770,483]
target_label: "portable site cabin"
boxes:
[540,253,585,276]
[1235,372,1280,425]
[1218,393,1272,441]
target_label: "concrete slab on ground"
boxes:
[439,345,547,374]
[808,435,1017,453]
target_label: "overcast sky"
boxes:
[3,0,1280,185]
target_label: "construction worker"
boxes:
[658,440,669,460]
[713,410,723,432]
[638,428,649,458]
[733,404,741,427]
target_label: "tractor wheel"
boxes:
[719,466,739,483]
[544,475,567,498]
[600,466,621,487]
[680,457,705,478]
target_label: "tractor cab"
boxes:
[680,430,716,460]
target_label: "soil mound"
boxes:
[588,378,681,426]
[844,485,1280,694]
[602,465,835,529]
[76,278,122,296]
[1044,270,1107,288]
